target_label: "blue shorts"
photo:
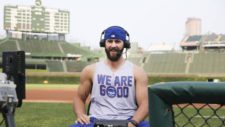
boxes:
[69,117,150,127]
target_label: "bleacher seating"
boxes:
[2,38,225,74]
[18,40,64,56]
[46,60,64,72]
[66,61,89,72]
[0,38,101,72]
[60,42,90,56]
[143,53,186,74]
[127,57,142,66]
[189,53,225,73]
[0,39,98,57]
[0,40,18,52]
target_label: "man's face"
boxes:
[105,39,124,61]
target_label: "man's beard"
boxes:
[105,47,124,61]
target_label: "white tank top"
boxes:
[89,60,137,120]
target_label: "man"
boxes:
[70,26,149,127]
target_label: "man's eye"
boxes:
[115,40,121,43]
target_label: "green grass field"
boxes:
[0,84,77,127]
[0,102,75,127]
[2,103,223,127]
[173,106,225,126]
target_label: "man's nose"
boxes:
[111,42,117,47]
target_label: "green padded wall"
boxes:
[148,81,225,127]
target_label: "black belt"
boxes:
[94,119,128,127]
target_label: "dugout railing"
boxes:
[148,81,225,127]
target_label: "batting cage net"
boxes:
[173,103,225,127]
[148,82,225,127]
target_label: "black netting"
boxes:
[173,103,225,127]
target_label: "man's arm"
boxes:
[130,65,149,125]
[73,64,94,124]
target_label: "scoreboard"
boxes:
[4,0,70,34]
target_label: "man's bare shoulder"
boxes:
[83,63,96,71]
[132,64,145,74]
[81,63,97,76]
[132,64,147,80]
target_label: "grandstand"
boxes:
[0,39,18,51]
[189,52,225,74]
[126,42,145,66]
[65,61,91,72]
[2,37,225,76]
[46,60,65,72]
[26,58,46,69]
[141,51,225,76]
[0,38,101,72]
[127,57,143,66]
[0,38,98,57]
[143,53,186,74]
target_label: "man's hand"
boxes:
[128,122,136,127]
[76,114,90,124]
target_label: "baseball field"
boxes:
[1,84,78,127]
[1,82,225,127]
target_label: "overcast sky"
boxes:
[1,0,225,50]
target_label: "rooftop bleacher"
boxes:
[181,33,225,50]
[186,35,202,42]
[202,34,218,42]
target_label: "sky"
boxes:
[0,0,225,50]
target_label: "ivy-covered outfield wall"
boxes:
[26,72,225,85]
